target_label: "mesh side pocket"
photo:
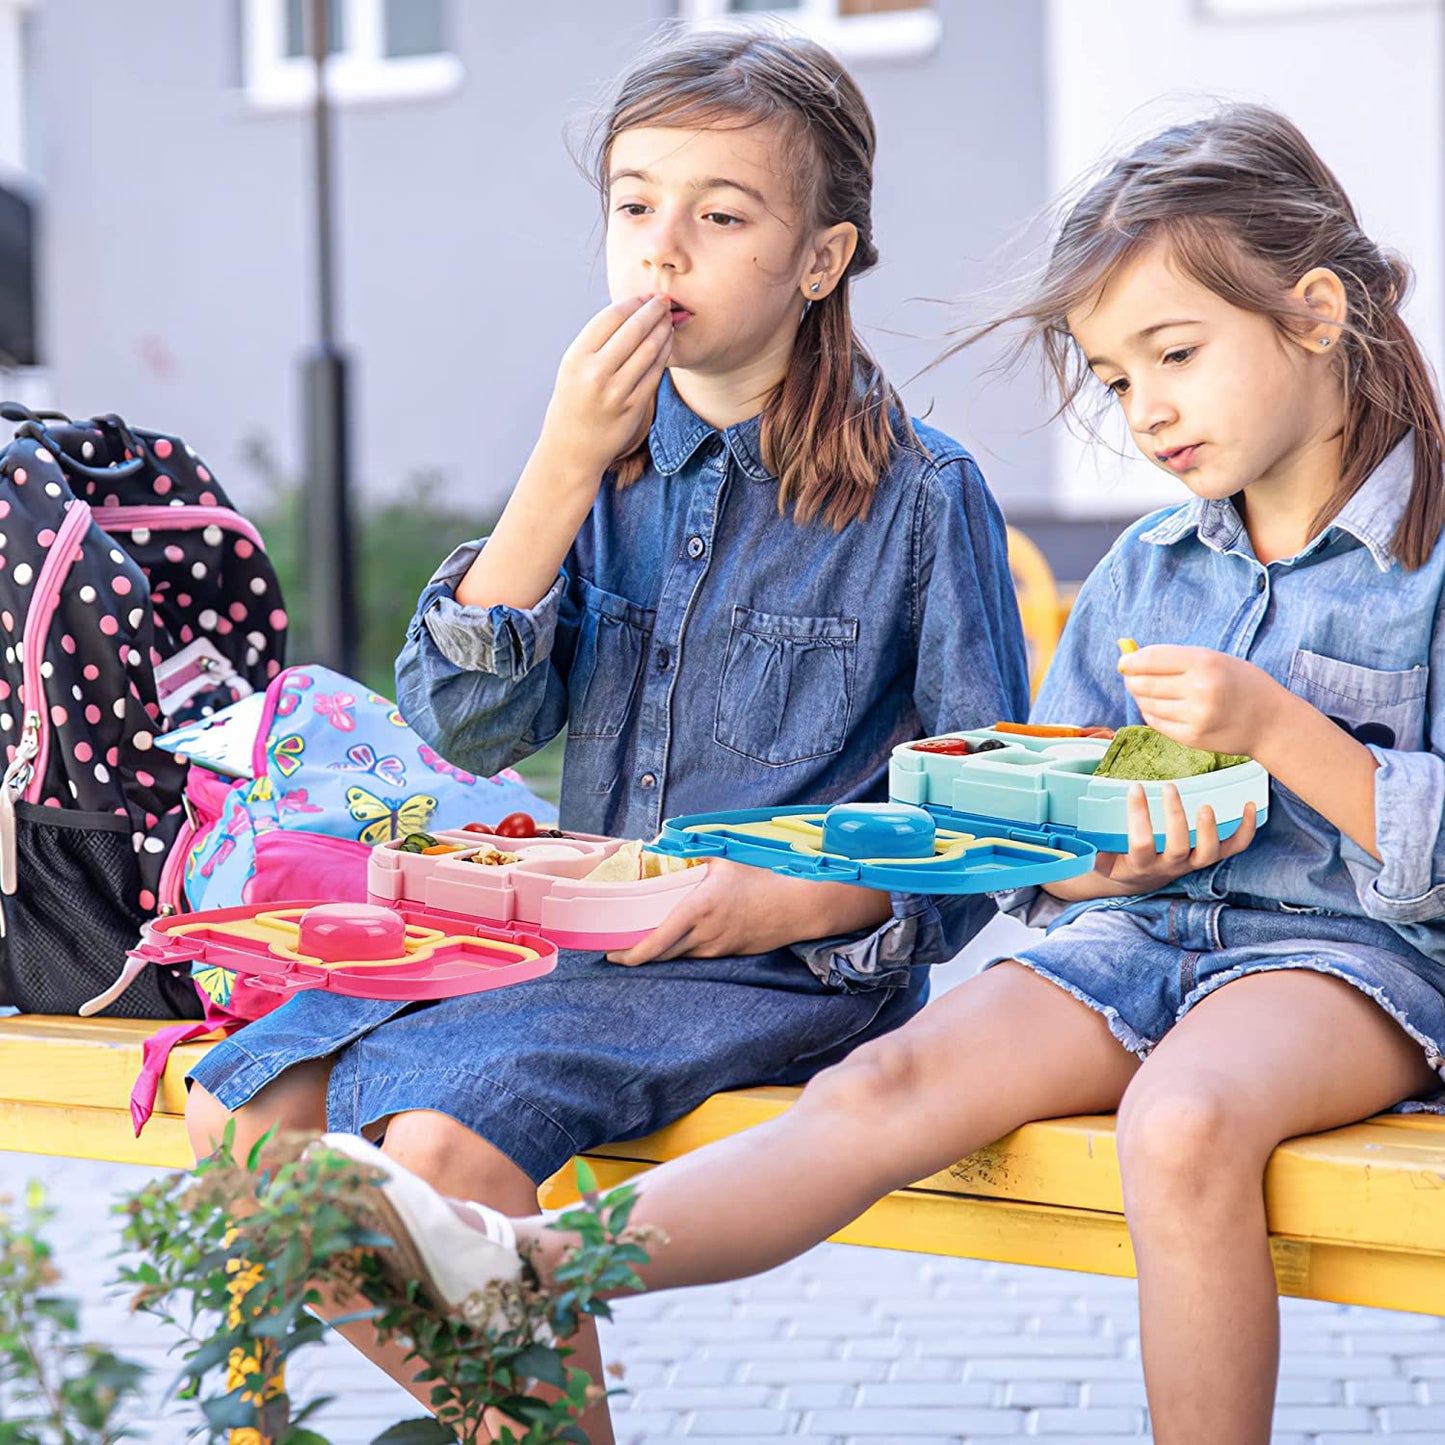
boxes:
[0,805,202,1018]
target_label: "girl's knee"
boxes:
[1116,1075,1265,1208]
[381,1111,538,1211]
[184,1082,233,1162]
[801,1032,924,1123]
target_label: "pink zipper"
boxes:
[250,666,304,779]
[91,504,266,552]
[18,501,93,803]
[157,808,199,912]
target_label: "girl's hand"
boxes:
[607,859,892,966]
[1117,644,1286,757]
[1092,782,1257,894]
[538,295,675,478]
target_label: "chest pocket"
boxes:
[568,578,654,740]
[1286,649,1428,753]
[714,606,859,767]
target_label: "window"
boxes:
[683,0,941,63]
[243,0,462,110]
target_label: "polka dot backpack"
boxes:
[0,406,285,1018]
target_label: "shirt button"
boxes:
[1255,574,1267,593]
[686,535,706,560]
[640,772,657,789]
[656,646,671,672]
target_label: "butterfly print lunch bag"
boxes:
[0,407,286,1018]
[180,663,557,1018]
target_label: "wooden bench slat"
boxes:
[542,1157,1445,1316]
[4,1016,1444,1316]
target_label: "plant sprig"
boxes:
[114,1125,653,1444]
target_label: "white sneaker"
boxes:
[304,1132,538,1334]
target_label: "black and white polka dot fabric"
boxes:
[0,411,286,1017]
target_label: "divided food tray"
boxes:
[890,727,1270,852]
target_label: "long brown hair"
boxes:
[586,27,911,530]
[971,104,1445,568]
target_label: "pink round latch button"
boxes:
[297,903,406,962]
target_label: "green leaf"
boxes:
[201,1389,259,1429]
[246,1121,279,1174]
[280,1430,334,1445]
[572,1158,598,1196]
[509,1342,569,1390]
[370,1419,459,1444]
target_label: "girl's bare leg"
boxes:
[1115,970,1438,1445]
[186,1060,334,1162]
[516,961,1141,1290]
[379,1114,617,1445]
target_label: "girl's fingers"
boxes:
[1158,783,1192,862]
[1118,644,1203,678]
[574,295,653,354]
[1217,801,1259,858]
[596,295,674,369]
[1124,783,1159,859]
[1188,804,1222,867]
[614,316,674,396]
[608,883,708,965]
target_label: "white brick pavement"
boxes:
[4,916,1444,1442]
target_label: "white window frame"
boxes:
[684,0,941,63]
[1196,0,1427,17]
[242,0,462,112]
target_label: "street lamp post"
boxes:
[303,0,357,674]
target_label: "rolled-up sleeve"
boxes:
[395,540,575,779]
[1337,624,1445,963]
[793,457,1031,989]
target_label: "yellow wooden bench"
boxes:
[3,1014,1442,1317]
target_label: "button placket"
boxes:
[631,454,728,833]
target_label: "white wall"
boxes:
[1044,0,1443,516]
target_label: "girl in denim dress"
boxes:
[185,28,1027,1438]
[319,106,1445,1442]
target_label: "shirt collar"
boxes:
[646,372,774,483]
[1138,434,1415,572]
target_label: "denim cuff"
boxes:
[416,540,566,681]
[992,884,1070,930]
[1344,744,1445,925]
[791,892,925,993]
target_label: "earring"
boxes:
[1319,336,1332,349]
[809,281,821,294]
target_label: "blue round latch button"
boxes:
[822,803,936,860]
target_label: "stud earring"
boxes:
[809,281,821,294]
[1319,336,1332,348]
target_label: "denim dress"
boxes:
[992,438,1445,1109]
[188,376,1031,1180]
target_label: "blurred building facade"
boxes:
[5,0,1443,563]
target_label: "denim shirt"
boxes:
[1004,437,1445,967]
[396,373,1030,988]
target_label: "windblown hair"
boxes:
[973,104,1445,568]
[586,27,910,529]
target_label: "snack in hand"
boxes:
[1094,725,1248,781]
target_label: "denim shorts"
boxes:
[989,897,1445,1111]
[187,946,926,1183]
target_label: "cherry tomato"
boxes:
[492,811,538,839]
[461,822,492,834]
[911,737,973,755]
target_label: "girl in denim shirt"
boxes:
[186,28,1026,1438]
[315,107,1445,1442]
